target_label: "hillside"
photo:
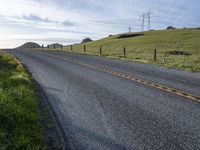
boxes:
[18,42,41,49]
[63,28,200,72]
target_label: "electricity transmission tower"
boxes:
[140,10,153,31]
[147,10,153,30]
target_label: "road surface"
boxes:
[7,49,200,150]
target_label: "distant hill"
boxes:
[81,38,93,43]
[19,42,41,48]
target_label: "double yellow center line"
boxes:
[39,52,200,102]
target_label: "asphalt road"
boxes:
[7,49,200,150]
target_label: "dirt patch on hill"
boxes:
[117,34,144,39]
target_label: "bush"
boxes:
[166,26,176,30]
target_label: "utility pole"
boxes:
[140,13,145,31]
[129,26,132,33]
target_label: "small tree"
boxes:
[166,26,176,30]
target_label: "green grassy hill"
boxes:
[59,28,200,72]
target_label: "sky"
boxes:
[0,0,199,48]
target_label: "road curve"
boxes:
[7,49,200,150]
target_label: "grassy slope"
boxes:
[0,50,44,150]
[62,28,200,72]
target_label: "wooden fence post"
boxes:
[100,46,102,55]
[84,45,86,53]
[71,45,73,51]
[154,49,157,62]
[163,52,167,63]
[123,47,126,58]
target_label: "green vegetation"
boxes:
[0,50,44,150]
[55,28,200,72]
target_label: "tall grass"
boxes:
[0,51,44,150]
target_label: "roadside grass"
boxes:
[0,50,44,150]
[43,28,200,72]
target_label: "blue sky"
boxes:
[0,0,199,48]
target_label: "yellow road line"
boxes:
[39,52,200,102]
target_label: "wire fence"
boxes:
[34,43,200,72]
[38,44,172,64]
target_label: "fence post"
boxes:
[123,47,126,58]
[61,45,63,50]
[71,45,73,51]
[163,52,167,63]
[154,49,157,62]
[100,46,102,55]
[84,45,86,53]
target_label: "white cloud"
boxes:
[0,0,199,48]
